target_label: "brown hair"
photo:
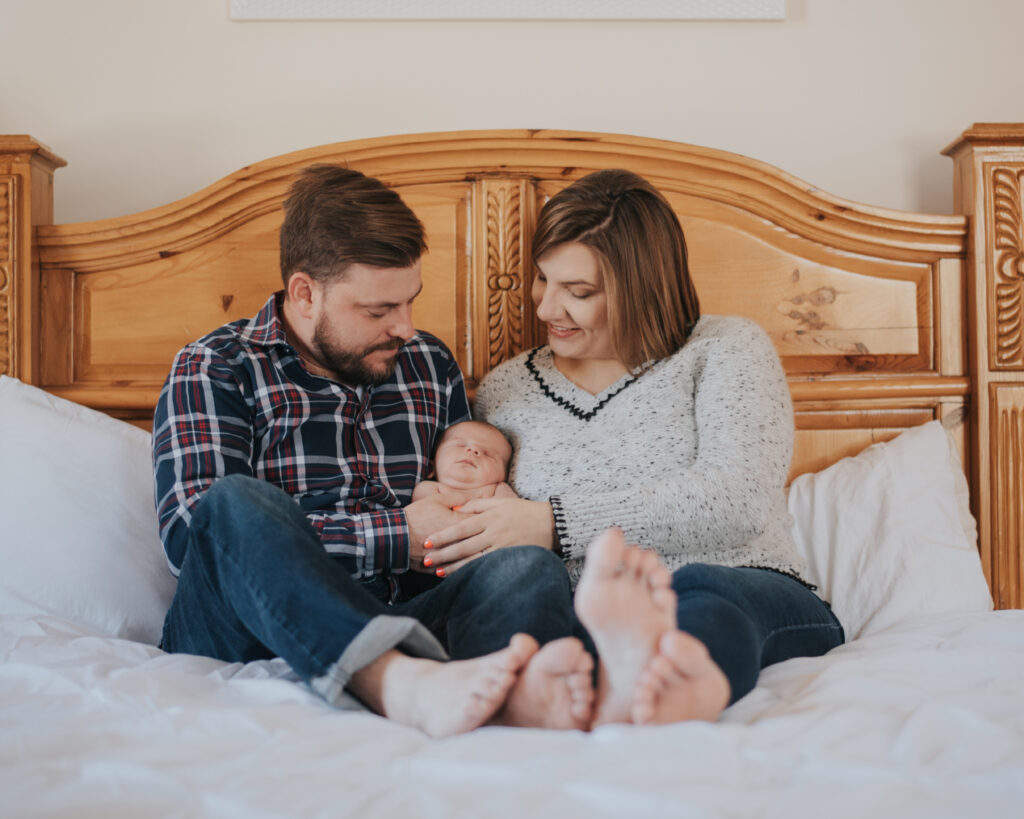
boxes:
[279,164,426,286]
[531,169,701,369]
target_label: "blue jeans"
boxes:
[571,563,844,706]
[164,475,841,710]
[161,475,574,707]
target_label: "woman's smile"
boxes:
[546,323,581,338]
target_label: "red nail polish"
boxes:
[435,568,446,578]
[423,556,433,567]
[452,505,463,512]
[423,539,433,550]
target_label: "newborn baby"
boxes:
[412,420,517,503]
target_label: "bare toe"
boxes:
[507,633,540,667]
[638,549,661,577]
[646,562,672,591]
[378,633,540,739]
[494,637,595,730]
[629,632,731,726]
[581,528,629,580]
[651,586,677,614]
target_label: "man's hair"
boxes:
[531,168,701,370]
[279,164,427,286]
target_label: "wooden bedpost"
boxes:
[0,137,66,385]
[944,124,1024,609]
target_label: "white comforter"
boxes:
[3,609,1023,819]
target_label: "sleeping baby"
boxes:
[412,420,517,503]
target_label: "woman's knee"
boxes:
[670,563,737,598]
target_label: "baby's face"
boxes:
[433,421,511,489]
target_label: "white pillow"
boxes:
[788,420,992,640]
[0,377,993,649]
[0,376,175,644]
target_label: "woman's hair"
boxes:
[279,164,426,286]
[531,168,701,369]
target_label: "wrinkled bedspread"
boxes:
[3,609,1023,818]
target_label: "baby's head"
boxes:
[432,421,512,490]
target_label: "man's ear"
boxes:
[285,271,318,321]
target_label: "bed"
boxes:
[1,127,1022,817]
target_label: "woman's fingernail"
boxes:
[435,568,446,578]
[452,505,463,512]
[423,539,433,549]
[423,556,433,567]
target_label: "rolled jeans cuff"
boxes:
[309,614,448,709]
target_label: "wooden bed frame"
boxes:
[1,126,1022,608]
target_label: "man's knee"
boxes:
[195,474,296,530]
[201,473,268,511]
[444,546,573,653]
[467,545,569,596]
[493,544,566,579]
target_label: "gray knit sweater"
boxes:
[475,315,809,588]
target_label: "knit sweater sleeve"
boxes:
[552,319,794,562]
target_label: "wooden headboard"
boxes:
[1,127,1022,607]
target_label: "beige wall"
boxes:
[2,0,1021,223]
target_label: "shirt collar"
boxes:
[237,292,290,349]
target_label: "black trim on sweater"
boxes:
[549,495,569,558]
[525,347,648,422]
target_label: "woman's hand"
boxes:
[423,498,556,574]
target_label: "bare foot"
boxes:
[631,631,731,725]
[492,637,595,730]
[355,634,539,738]
[574,529,678,726]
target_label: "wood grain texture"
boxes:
[8,126,1024,607]
[944,123,1024,610]
[991,384,1024,608]
[0,137,65,384]
[0,176,11,376]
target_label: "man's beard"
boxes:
[312,313,405,386]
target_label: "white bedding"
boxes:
[3,608,1022,819]
[1,381,1019,817]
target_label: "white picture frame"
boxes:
[229,1,786,21]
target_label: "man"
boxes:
[153,165,592,736]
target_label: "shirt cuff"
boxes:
[362,508,411,574]
[549,496,568,558]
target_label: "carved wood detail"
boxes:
[12,127,1024,609]
[35,131,965,276]
[991,384,1024,608]
[991,166,1024,369]
[0,176,13,376]
[484,182,525,368]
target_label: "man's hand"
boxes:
[404,495,465,573]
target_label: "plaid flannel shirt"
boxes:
[152,293,470,580]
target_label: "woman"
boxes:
[424,169,845,725]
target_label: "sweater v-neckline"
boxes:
[526,347,650,421]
